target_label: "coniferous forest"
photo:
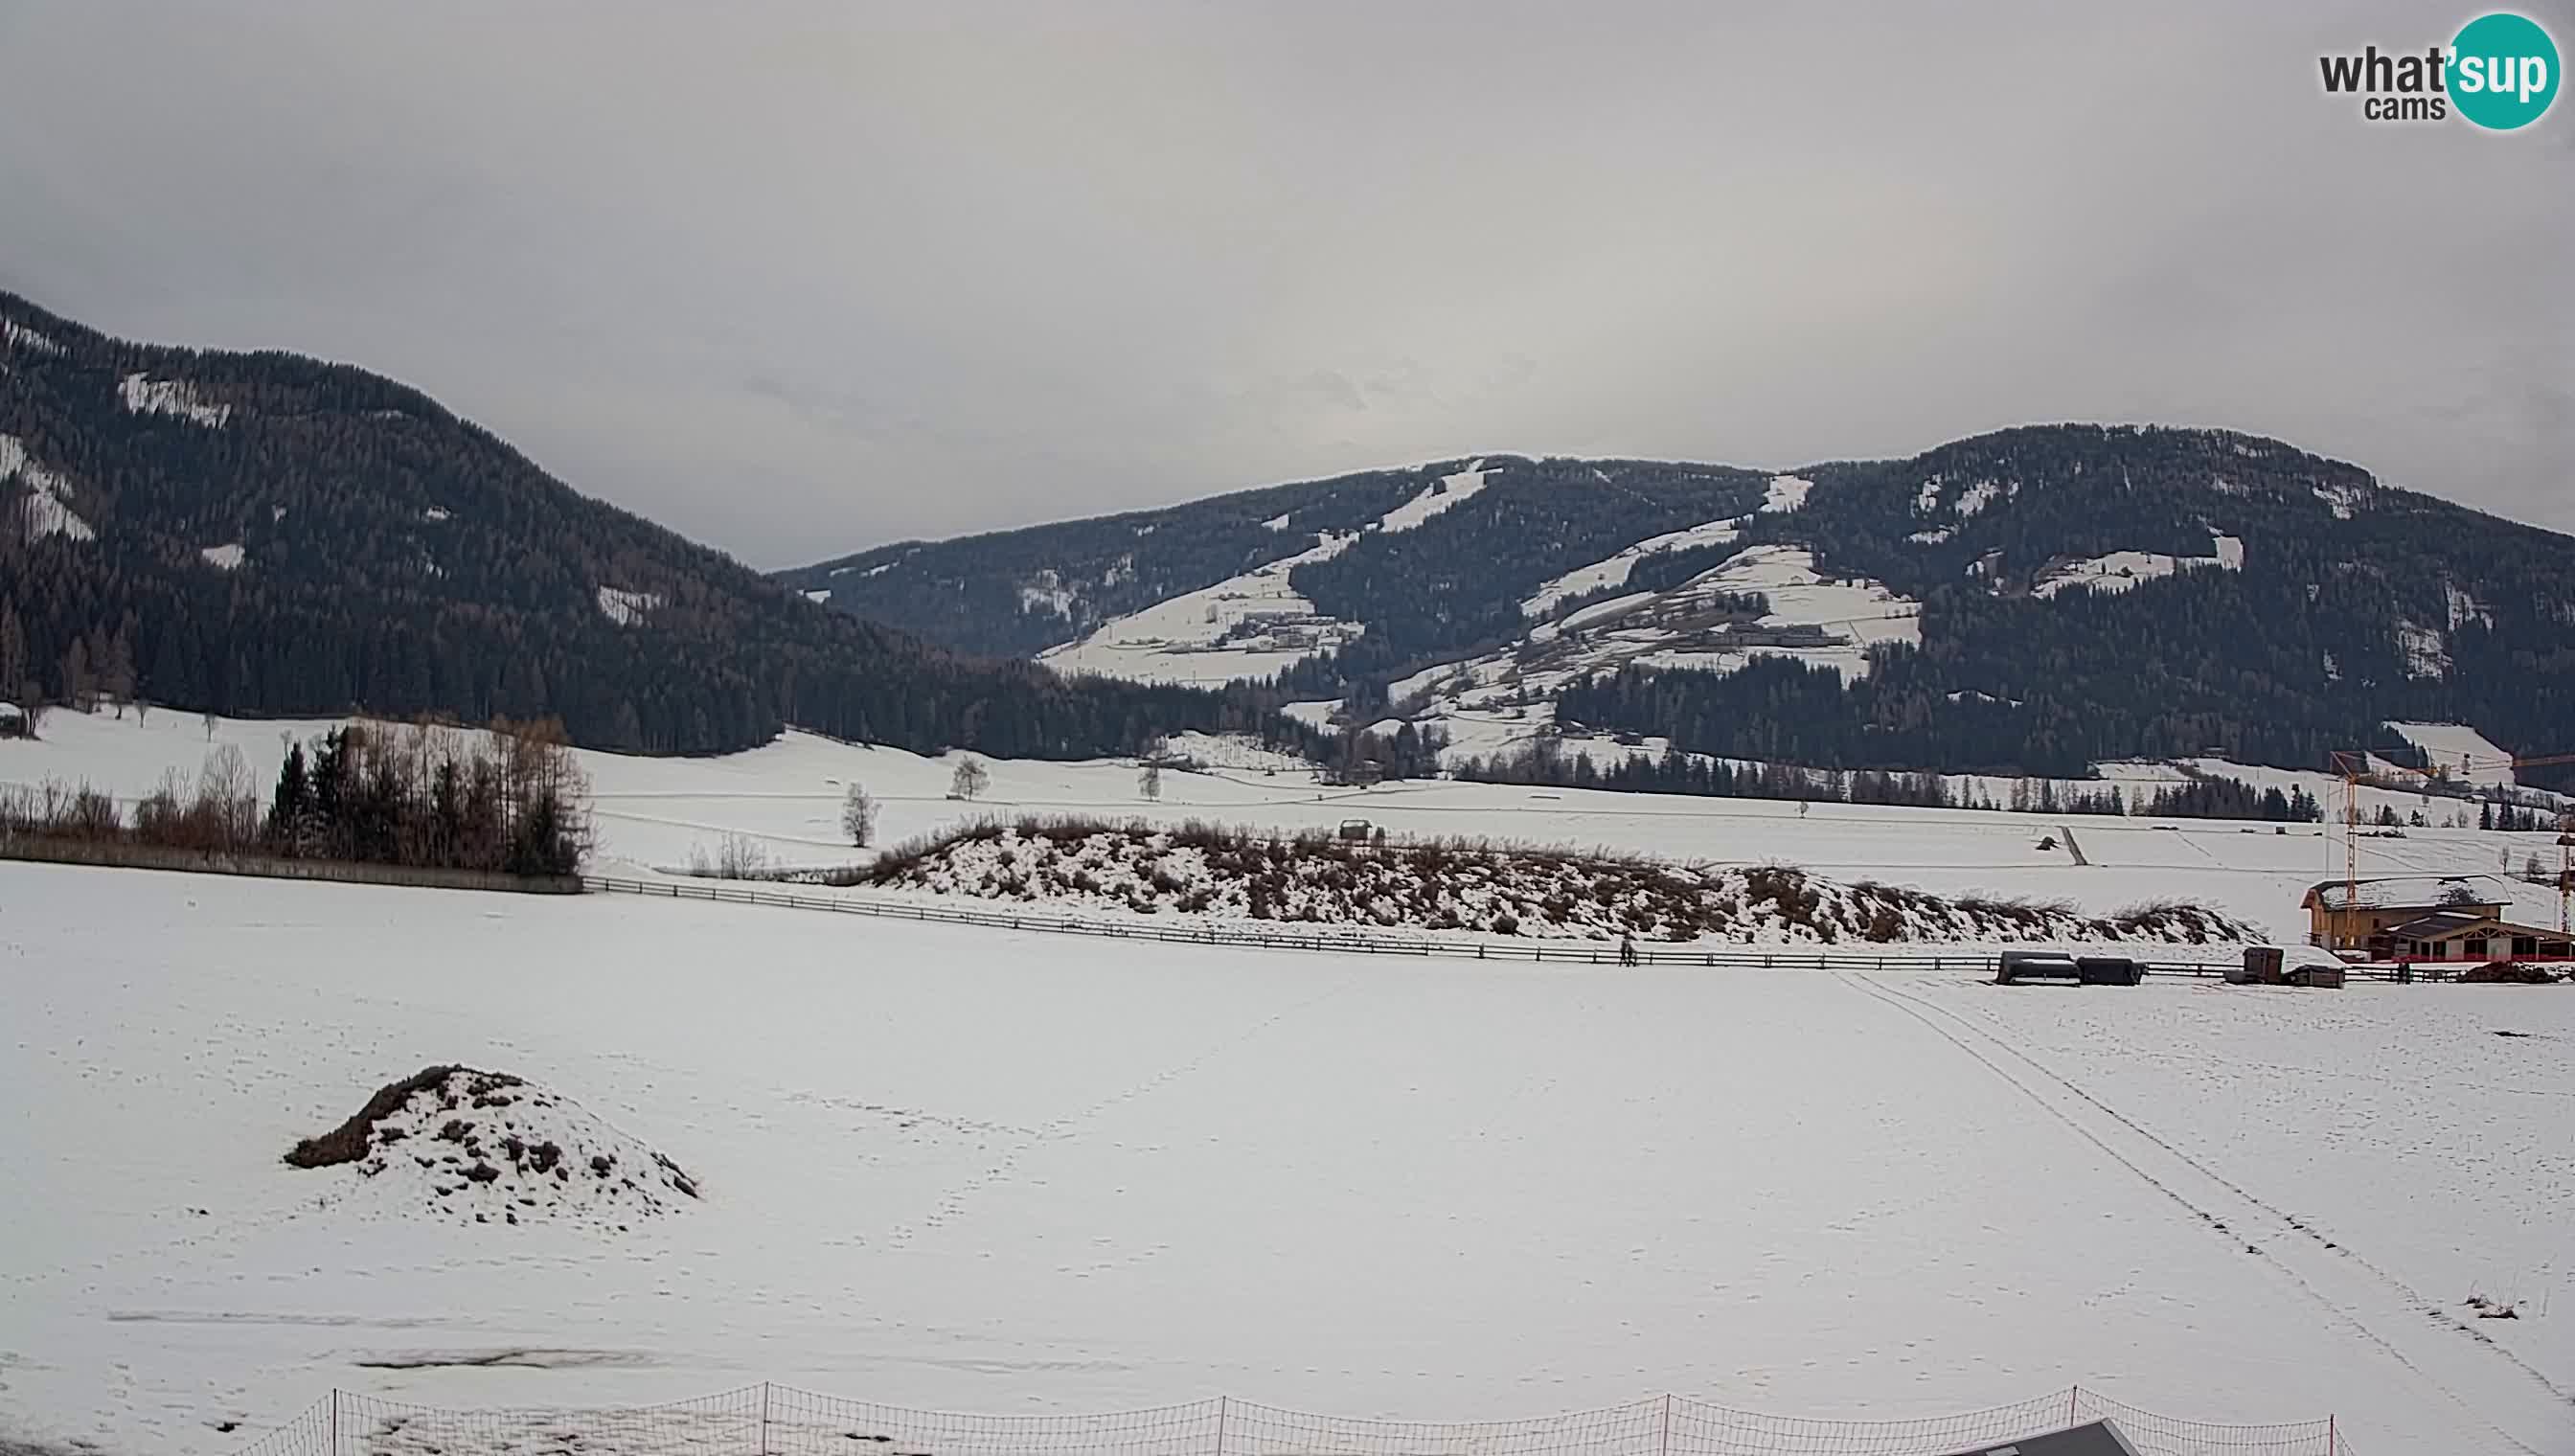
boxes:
[0,291,1271,758]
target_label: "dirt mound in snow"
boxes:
[868,819,2262,945]
[286,1067,697,1231]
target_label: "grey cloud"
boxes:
[1,1,2567,566]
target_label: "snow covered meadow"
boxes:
[2,863,2571,1456]
[6,709,2575,1455]
[8,706,2566,946]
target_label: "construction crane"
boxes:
[2328,746,2575,939]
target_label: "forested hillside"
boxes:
[784,423,2575,791]
[1571,426,2575,788]
[0,292,1257,757]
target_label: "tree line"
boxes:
[1450,735,2328,822]
[1,717,592,876]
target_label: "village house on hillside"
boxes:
[2301,876,2570,962]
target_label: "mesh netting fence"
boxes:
[223,1385,2354,1456]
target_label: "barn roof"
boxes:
[2302,874,2507,911]
[2379,909,2565,941]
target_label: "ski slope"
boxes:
[2,865,2570,1456]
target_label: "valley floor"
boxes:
[3,865,2570,1456]
[8,711,2569,946]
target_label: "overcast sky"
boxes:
[2,3,2568,568]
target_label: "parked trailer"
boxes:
[1996,951,2082,985]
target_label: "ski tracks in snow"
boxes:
[1838,973,2571,1456]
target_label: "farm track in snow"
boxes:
[1839,974,2574,1456]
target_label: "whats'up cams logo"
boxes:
[2319,11,2559,127]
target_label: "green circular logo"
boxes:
[2451,12,2560,129]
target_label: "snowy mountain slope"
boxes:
[0,289,1233,761]
[780,425,2575,792]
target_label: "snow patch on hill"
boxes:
[2315,481,2369,519]
[3,318,63,354]
[803,588,832,604]
[1760,474,1812,513]
[596,586,661,626]
[2033,535,2244,599]
[1017,571,1077,618]
[2395,620,2449,678]
[868,821,2258,945]
[1378,463,1491,533]
[1385,546,1922,760]
[199,543,246,571]
[118,374,232,428]
[2388,722,2515,786]
[285,1067,698,1234]
[1954,479,2009,515]
[1037,532,1362,686]
[1519,517,1744,617]
[2444,581,2493,631]
[2,434,96,541]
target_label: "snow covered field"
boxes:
[5,709,2567,945]
[3,865,2571,1456]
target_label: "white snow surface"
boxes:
[802,588,832,604]
[1376,463,1491,533]
[119,373,234,427]
[1758,474,1812,513]
[1037,533,1362,686]
[2395,620,2450,678]
[1953,479,2007,515]
[596,586,661,627]
[3,863,2572,1456]
[2387,722,2516,786]
[423,507,452,523]
[2445,582,2494,632]
[11,706,2570,945]
[1017,573,1078,618]
[199,543,246,571]
[1390,544,1924,762]
[2315,482,2368,519]
[3,318,64,354]
[2032,536,2243,600]
[296,1068,701,1233]
[2,432,97,541]
[1518,518,1744,618]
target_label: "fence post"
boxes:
[330,1389,340,1456]
[762,1380,773,1456]
[1215,1395,1229,1456]
[2066,1384,2079,1427]
[1657,1393,1672,1456]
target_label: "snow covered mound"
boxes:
[285,1067,698,1231]
[869,820,2258,945]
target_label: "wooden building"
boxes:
[2300,876,2505,951]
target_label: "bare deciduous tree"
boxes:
[1138,761,1163,802]
[948,756,990,801]
[688,832,771,879]
[841,784,879,846]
